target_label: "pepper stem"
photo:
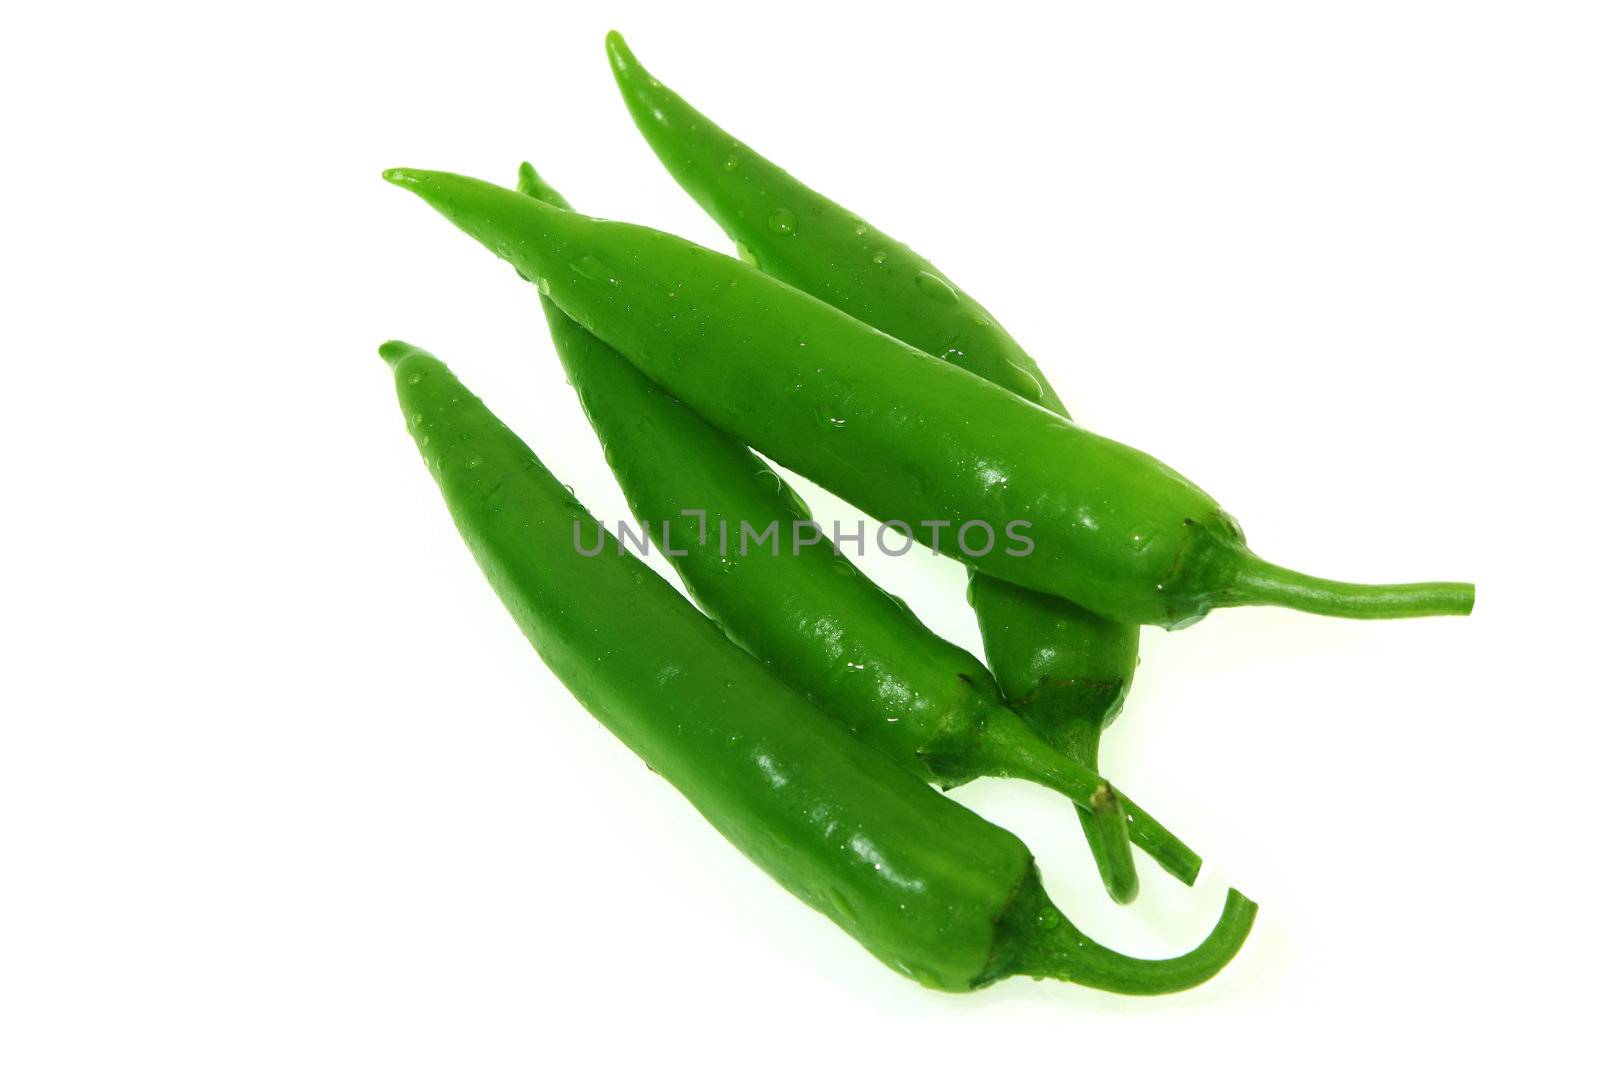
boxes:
[1050,697,1140,903]
[1081,789,1140,906]
[1226,554,1475,619]
[987,874,1259,994]
[966,712,1138,901]
[1051,703,1163,903]
[1121,794,1202,887]
[978,711,1202,887]
[1084,783,1140,905]
[972,713,1204,899]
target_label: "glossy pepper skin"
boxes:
[385,166,1475,630]
[604,31,1143,900]
[377,340,1258,993]
[516,164,1205,893]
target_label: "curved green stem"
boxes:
[1042,889,1258,995]
[987,875,1258,995]
[1227,555,1475,619]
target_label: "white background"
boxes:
[3,1,1596,1062]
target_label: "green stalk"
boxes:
[1226,556,1476,619]
[984,872,1258,994]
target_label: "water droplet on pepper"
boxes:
[767,208,798,236]
[913,270,958,304]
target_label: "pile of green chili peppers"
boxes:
[376,32,1474,996]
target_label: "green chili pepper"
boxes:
[378,339,1257,993]
[603,31,1144,901]
[516,163,1202,896]
[384,166,1475,630]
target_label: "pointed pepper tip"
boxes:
[379,340,428,367]
[382,168,415,187]
[604,29,636,74]
[514,161,542,198]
